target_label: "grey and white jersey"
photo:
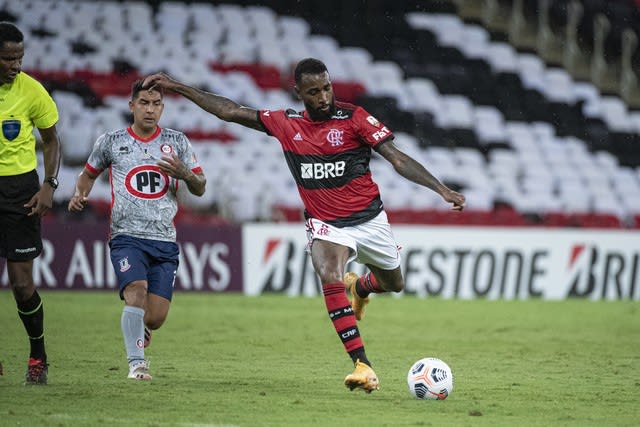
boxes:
[86,126,202,242]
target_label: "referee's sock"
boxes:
[17,290,47,362]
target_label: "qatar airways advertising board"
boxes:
[242,224,640,301]
[0,221,242,293]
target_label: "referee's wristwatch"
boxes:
[44,176,59,190]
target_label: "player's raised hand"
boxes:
[68,193,89,212]
[442,188,466,211]
[142,72,178,92]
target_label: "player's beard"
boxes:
[307,100,335,121]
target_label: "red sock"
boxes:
[356,272,384,298]
[322,282,364,354]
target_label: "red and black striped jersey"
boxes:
[258,101,394,227]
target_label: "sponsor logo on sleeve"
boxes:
[366,115,381,127]
[286,109,303,118]
[371,126,390,141]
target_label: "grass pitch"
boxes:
[0,291,638,427]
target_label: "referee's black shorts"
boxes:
[0,170,42,261]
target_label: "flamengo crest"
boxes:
[326,129,344,146]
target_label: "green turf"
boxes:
[0,291,638,427]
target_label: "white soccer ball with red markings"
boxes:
[407,357,453,400]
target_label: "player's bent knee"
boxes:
[387,280,405,293]
[145,316,166,330]
[123,281,148,307]
[11,284,35,302]
[319,271,344,285]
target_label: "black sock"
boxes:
[348,348,371,367]
[17,290,46,362]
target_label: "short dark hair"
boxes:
[294,58,328,84]
[131,78,163,100]
[0,22,23,45]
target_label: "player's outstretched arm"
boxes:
[68,168,99,212]
[377,141,465,211]
[142,72,265,132]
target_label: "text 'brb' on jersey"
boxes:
[259,101,394,227]
[86,126,202,242]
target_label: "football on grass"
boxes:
[407,357,453,400]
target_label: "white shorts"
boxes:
[305,210,401,270]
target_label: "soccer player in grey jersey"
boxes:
[68,80,206,380]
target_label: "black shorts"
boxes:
[0,170,42,261]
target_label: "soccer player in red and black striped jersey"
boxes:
[143,58,465,393]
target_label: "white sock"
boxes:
[121,305,145,365]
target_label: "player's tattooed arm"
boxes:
[142,73,265,132]
[377,141,465,211]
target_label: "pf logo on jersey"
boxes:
[125,165,169,199]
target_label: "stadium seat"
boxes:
[13,0,640,228]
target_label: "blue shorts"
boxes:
[109,234,179,301]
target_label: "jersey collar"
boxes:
[127,126,161,142]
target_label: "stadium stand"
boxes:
[5,0,640,228]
